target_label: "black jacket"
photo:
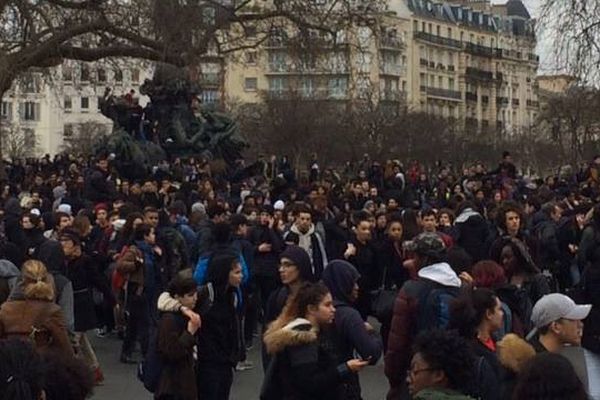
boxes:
[250,224,284,278]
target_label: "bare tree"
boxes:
[60,121,110,156]
[539,0,600,84]
[1,122,38,160]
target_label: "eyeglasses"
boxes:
[279,261,297,269]
[407,367,438,378]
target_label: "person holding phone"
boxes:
[322,260,383,400]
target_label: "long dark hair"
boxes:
[449,288,498,339]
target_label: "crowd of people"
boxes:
[0,149,599,400]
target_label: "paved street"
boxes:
[91,333,389,400]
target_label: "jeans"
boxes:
[196,363,233,400]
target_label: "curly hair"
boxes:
[512,353,587,400]
[412,329,475,393]
[449,288,498,339]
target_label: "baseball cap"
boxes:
[531,293,592,329]
[403,232,446,256]
[57,203,72,216]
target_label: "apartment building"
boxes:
[221,0,539,135]
[2,0,540,156]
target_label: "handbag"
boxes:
[370,262,397,323]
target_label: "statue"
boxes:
[97,64,248,180]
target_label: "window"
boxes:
[131,69,140,83]
[246,51,257,65]
[80,64,90,81]
[269,52,286,72]
[447,27,452,39]
[438,76,443,88]
[21,74,40,93]
[81,97,89,111]
[328,77,348,99]
[20,102,40,121]
[268,77,287,95]
[63,67,73,82]
[300,78,315,98]
[449,78,455,90]
[97,96,103,111]
[114,69,123,83]
[244,77,257,92]
[1,102,12,121]
[413,20,418,31]
[202,7,216,26]
[64,97,72,112]
[436,25,440,36]
[63,123,74,140]
[402,80,407,91]
[97,68,106,82]
[200,90,220,105]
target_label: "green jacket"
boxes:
[413,388,475,400]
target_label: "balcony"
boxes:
[426,87,462,100]
[429,61,435,68]
[380,64,404,76]
[380,90,407,102]
[497,96,509,106]
[414,31,462,49]
[379,37,404,50]
[512,98,520,106]
[526,99,539,108]
[465,117,478,127]
[464,43,494,58]
[528,53,540,62]
[465,67,494,81]
[496,121,504,130]
[420,85,427,92]
[466,92,478,102]
[199,73,220,87]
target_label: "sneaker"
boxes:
[95,328,107,338]
[94,367,105,386]
[235,360,254,371]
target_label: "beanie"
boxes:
[280,245,314,282]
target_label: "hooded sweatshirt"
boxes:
[321,260,382,364]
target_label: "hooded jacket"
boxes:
[263,317,352,400]
[385,262,462,400]
[454,208,490,262]
[496,334,535,400]
[322,260,383,399]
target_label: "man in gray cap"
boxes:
[528,293,592,353]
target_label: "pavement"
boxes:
[90,331,389,400]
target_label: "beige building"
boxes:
[219,0,539,136]
[2,0,541,156]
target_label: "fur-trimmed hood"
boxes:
[263,317,318,355]
[497,333,536,373]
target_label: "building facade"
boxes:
[2,0,540,157]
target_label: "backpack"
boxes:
[138,283,215,393]
[416,283,460,331]
[112,245,132,291]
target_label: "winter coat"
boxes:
[531,212,561,271]
[321,260,382,400]
[385,262,462,400]
[65,252,112,332]
[84,166,115,203]
[0,299,73,355]
[250,224,284,278]
[156,312,197,400]
[263,317,353,400]
[0,260,19,304]
[454,208,491,262]
[375,239,409,290]
[284,225,328,280]
[470,340,501,400]
[496,334,536,400]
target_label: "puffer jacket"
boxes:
[384,262,462,400]
[263,317,353,400]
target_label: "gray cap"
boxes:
[531,293,592,328]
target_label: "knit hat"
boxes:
[280,245,314,282]
[404,232,446,257]
[273,200,285,211]
[191,202,206,215]
[57,203,72,216]
[94,203,109,214]
[322,260,360,304]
